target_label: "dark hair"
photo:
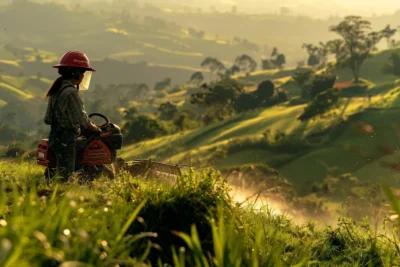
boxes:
[45,67,86,98]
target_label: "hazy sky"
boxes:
[146,0,400,18]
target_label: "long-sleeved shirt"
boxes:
[44,80,90,130]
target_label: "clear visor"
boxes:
[80,71,93,91]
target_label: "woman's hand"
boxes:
[89,121,101,133]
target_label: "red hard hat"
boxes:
[52,51,96,71]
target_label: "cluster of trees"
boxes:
[301,16,399,83]
[142,16,181,34]
[121,114,168,144]
[288,17,400,121]
[190,77,287,125]
[120,75,290,145]
[290,71,340,121]
[84,83,151,112]
[196,48,286,76]
[121,100,200,144]
[261,47,286,70]
[198,55,257,80]
[381,24,400,48]
[194,16,400,85]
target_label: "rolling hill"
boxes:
[118,46,400,195]
[2,0,400,198]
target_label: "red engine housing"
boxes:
[36,132,118,167]
[81,137,113,165]
[37,139,52,167]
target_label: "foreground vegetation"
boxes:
[1,162,400,266]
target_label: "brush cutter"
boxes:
[36,112,183,182]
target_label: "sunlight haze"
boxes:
[144,0,400,18]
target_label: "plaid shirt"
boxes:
[44,80,90,130]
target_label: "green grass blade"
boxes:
[115,198,147,244]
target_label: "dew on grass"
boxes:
[70,200,77,208]
[63,229,71,236]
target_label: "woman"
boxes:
[44,51,100,182]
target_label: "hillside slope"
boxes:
[119,47,400,194]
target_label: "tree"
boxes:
[225,65,240,77]
[318,42,329,66]
[234,54,257,73]
[271,47,278,57]
[381,24,397,48]
[158,102,178,120]
[122,106,138,119]
[173,113,187,131]
[329,16,384,83]
[302,44,320,66]
[122,115,167,144]
[137,83,150,98]
[302,42,328,67]
[200,57,226,80]
[190,72,204,85]
[256,80,275,102]
[190,80,243,107]
[382,52,400,76]
[234,93,259,113]
[261,59,273,70]
[269,47,286,69]
[190,79,244,121]
[308,72,337,98]
[298,88,341,121]
[272,54,286,69]
[154,78,171,91]
[291,69,315,98]
[326,39,346,63]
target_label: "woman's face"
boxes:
[72,72,85,85]
[78,73,84,84]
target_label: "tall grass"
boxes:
[1,162,400,266]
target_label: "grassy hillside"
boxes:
[1,162,400,266]
[118,46,400,196]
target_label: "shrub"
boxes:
[233,92,259,112]
[383,52,400,76]
[309,72,337,98]
[276,89,288,103]
[158,102,178,120]
[298,87,342,121]
[122,115,167,143]
[5,147,25,158]
[255,80,275,102]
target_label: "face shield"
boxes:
[79,71,93,91]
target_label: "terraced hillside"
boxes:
[0,1,264,87]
